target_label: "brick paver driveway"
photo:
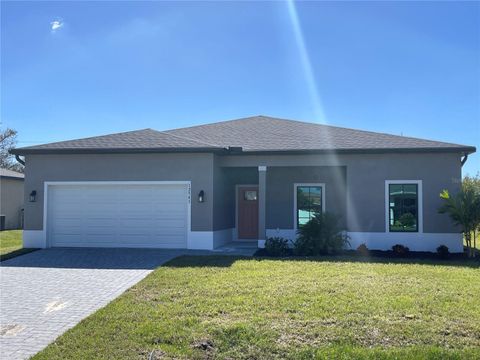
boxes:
[0,248,190,360]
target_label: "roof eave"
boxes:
[10,146,476,156]
[10,147,227,155]
[235,146,477,155]
[0,175,24,180]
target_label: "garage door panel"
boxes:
[53,218,83,227]
[51,234,83,244]
[53,227,82,235]
[84,218,117,225]
[116,219,155,228]
[153,203,185,211]
[118,210,156,219]
[153,208,187,216]
[84,204,119,214]
[120,193,154,202]
[153,219,186,228]
[51,205,83,216]
[117,227,153,236]
[84,226,120,235]
[117,234,186,245]
[83,234,117,243]
[48,183,189,248]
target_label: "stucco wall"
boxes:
[23,151,463,239]
[266,166,347,230]
[0,177,24,229]
[218,152,462,234]
[23,153,214,231]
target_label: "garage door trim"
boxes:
[43,181,192,248]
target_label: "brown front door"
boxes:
[237,186,259,239]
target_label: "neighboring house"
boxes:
[11,116,476,252]
[0,168,24,230]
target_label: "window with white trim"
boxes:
[388,183,419,232]
[296,185,324,228]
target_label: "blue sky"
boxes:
[1,1,479,175]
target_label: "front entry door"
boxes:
[237,186,259,239]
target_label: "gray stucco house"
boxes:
[11,116,476,252]
[0,168,24,230]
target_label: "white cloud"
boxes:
[50,20,64,33]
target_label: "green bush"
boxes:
[294,212,349,256]
[436,245,450,259]
[357,243,369,256]
[264,237,290,257]
[392,244,410,257]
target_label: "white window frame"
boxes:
[293,183,326,231]
[385,180,423,234]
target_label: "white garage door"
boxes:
[47,183,189,248]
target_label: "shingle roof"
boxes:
[11,128,222,154]
[0,168,24,179]
[11,116,476,155]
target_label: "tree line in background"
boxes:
[439,174,480,258]
[0,127,24,173]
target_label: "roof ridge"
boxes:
[10,116,475,155]
[164,115,264,132]
[166,115,470,148]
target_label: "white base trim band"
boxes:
[265,229,463,253]
[348,232,463,253]
[188,229,233,250]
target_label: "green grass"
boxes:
[0,230,36,261]
[34,255,479,359]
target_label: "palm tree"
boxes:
[439,176,480,258]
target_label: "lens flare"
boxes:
[286,0,362,249]
[286,0,326,123]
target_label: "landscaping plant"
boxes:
[439,174,480,257]
[294,212,349,256]
[436,245,450,260]
[356,243,369,256]
[392,244,410,257]
[264,237,290,257]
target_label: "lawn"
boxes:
[0,230,36,261]
[33,255,479,360]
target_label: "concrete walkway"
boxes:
[0,246,255,359]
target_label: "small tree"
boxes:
[439,174,480,258]
[464,174,480,253]
[0,127,24,172]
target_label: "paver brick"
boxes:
[0,248,184,360]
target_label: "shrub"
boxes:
[437,245,450,259]
[392,244,410,257]
[357,243,369,256]
[265,237,289,257]
[294,212,349,256]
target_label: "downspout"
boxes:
[15,154,25,166]
[461,153,468,167]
